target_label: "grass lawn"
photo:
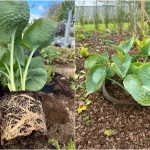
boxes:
[76,22,149,33]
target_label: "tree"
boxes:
[58,1,75,22]
[93,0,99,31]
[43,2,61,22]
[141,0,145,32]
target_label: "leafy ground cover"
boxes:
[75,32,150,149]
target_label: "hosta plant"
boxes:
[0,0,57,146]
[85,37,150,106]
[0,1,56,92]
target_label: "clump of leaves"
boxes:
[41,47,61,65]
[85,37,150,106]
[48,138,75,150]
[77,44,89,57]
[0,1,57,91]
[75,33,85,40]
[44,65,56,83]
[102,40,114,45]
[83,31,93,38]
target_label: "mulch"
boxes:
[75,33,150,149]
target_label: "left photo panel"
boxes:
[0,0,75,149]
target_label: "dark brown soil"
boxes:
[105,76,138,105]
[75,33,150,149]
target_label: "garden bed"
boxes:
[75,33,150,149]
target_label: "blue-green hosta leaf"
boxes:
[29,57,44,69]
[0,48,8,60]
[1,49,16,65]
[137,63,150,89]
[84,53,109,69]
[22,18,57,51]
[127,63,139,74]
[113,45,124,53]
[102,52,109,59]
[120,37,134,53]
[26,68,47,91]
[123,66,150,106]
[0,1,30,45]
[86,64,106,95]
[106,66,115,77]
[112,53,131,78]
[141,39,150,56]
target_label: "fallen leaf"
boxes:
[80,70,86,74]
[74,74,79,79]
[77,105,87,114]
[104,129,117,137]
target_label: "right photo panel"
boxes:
[75,0,150,149]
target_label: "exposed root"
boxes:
[1,91,47,145]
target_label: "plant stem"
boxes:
[144,56,148,62]
[22,49,36,91]
[10,29,17,91]
[106,77,128,93]
[17,59,23,88]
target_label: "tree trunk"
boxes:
[141,0,145,32]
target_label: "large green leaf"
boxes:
[113,45,124,53]
[123,64,150,106]
[25,68,47,91]
[120,37,134,53]
[141,39,150,56]
[1,49,16,65]
[113,37,134,54]
[102,52,109,59]
[22,18,57,51]
[29,57,45,69]
[106,66,115,77]
[0,48,8,60]
[84,53,109,69]
[112,53,131,78]
[86,64,106,95]
[0,1,30,44]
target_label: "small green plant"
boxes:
[0,1,57,91]
[48,138,75,150]
[85,37,150,106]
[41,47,61,64]
[83,31,93,38]
[44,65,56,83]
[77,44,89,57]
[134,33,149,53]
[70,31,74,37]
[102,40,114,45]
[83,115,92,126]
[75,33,85,40]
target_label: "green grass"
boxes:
[76,22,149,33]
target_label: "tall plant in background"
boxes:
[104,1,109,29]
[128,1,139,34]
[78,0,85,28]
[141,0,145,32]
[117,0,125,34]
[58,0,75,21]
[93,0,99,31]
[44,2,61,21]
